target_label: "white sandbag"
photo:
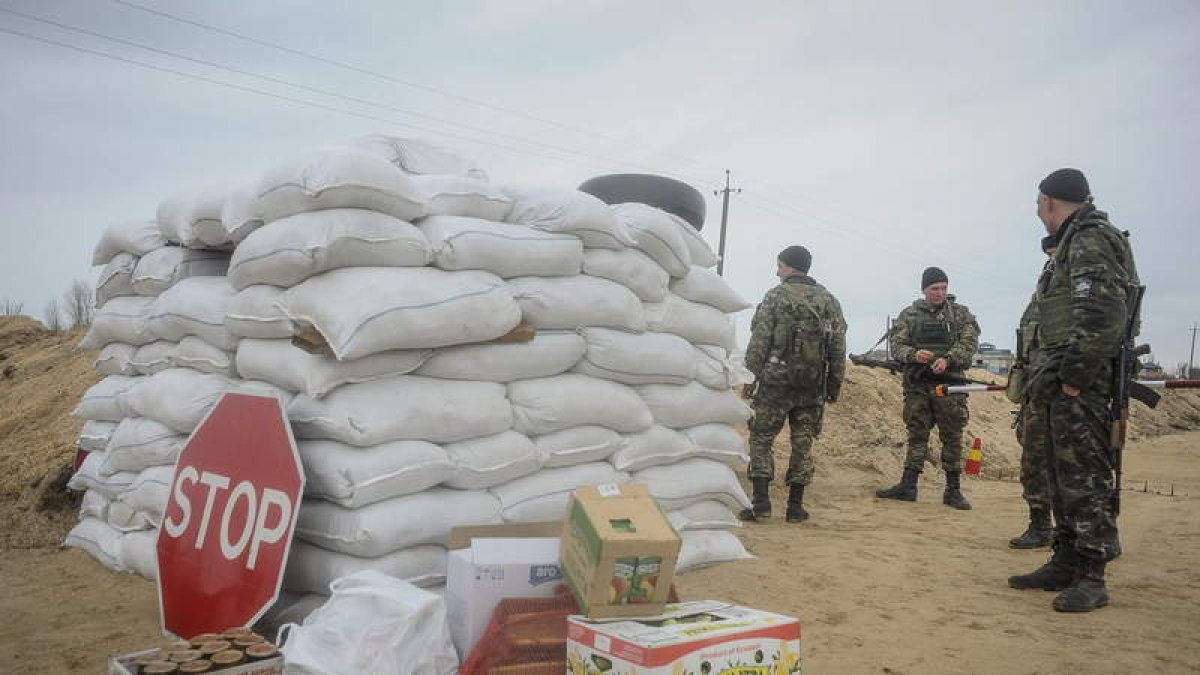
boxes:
[296,489,502,557]
[681,423,749,466]
[80,489,111,521]
[92,219,167,266]
[692,344,755,390]
[79,296,156,349]
[489,462,629,523]
[341,134,489,181]
[414,330,584,383]
[64,517,125,571]
[502,185,636,249]
[79,420,118,453]
[236,338,431,398]
[100,418,185,476]
[285,541,447,596]
[131,247,230,296]
[225,285,295,339]
[112,465,175,520]
[124,368,292,434]
[573,328,695,386]
[156,192,203,248]
[509,374,652,435]
[170,335,237,376]
[676,529,754,573]
[67,452,137,499]
[96,252,138,306]
[669,266,751,313]
[221,183,266,245]
[95,342,138,376]
[609,425,696,472]
[298,439,453,508]
[108,499,160,532]
[644,294,737,352]
[130,341,176,375]
[419,215,581,278]
[581,248,669,302]
[257,147,428,223]
[73,375,141,421]
[666,501,741,532]
[288,375,512,446]
[188,184,238,248]
[614,202,692,277]
[507,276,645,332]
[671,213,719,268]
[281,267,521,360]
[119,529,159,580]
[632,458,751,511]
[228,208,431,290]
[412,174,510,221]
[636,382,753,429]
[146,276,239,351]
[533,426,625,468]
[442,431,540,490]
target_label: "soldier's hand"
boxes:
[825,392,839,403]
[931,357,948,374]
[1061,383,1080,397]
[915,349,935,363]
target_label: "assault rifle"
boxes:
[1112,286,1156,516]
[848,354,996,387]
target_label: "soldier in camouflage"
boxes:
[1008,168,1140,613]
[1008,235,1058,549]
[875,266,980,510]
[741,245,847,524]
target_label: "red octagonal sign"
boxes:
[157,393,304,639]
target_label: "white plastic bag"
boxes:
[280,569,458,675]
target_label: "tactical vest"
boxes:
[910,302,957,353]
[1037,213,1136,349]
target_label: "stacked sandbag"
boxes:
[67,188,279,578]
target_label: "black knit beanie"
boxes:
[778,245,811,273]
[1039,168,1091,203]
[921,266,948,289]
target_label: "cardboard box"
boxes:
[560,483,681,619]
[109,648,284,674]
[445,522,567,659]
[566,601,801,675]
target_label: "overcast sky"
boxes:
[1,0,1197,369]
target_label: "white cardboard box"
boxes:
[445,535,564,658]
[567,600,801,675]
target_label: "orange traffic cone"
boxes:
[964,437,983,475]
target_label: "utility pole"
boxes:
[713,170,741,276]
[1189,323,1199,378]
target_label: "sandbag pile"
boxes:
[65,135,756,615]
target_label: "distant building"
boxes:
[974,342,1014,374]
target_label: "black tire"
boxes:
[578,174,706,232]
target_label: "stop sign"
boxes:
[156,393,304,639]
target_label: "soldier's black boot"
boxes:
[1008,543,1078,591]
[1009,507,1054,549]
[1053,559,1109,612]
[875,467,919,502]
[785,484,808,523]
[738,477,772,521]
[942,470,972,510]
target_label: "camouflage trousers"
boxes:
[746,384,825,486]
[901,388,968,472]
[1028,388,1121,562]
[1014,402,1053,513]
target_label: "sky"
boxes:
[1,0,1197,369]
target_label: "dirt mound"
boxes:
[1,314,1197,550]
[0,316,100,548]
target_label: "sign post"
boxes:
[156,393,304,639]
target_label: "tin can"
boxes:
[608,557,637,605]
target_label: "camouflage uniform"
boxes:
[890,298,980,472]
[1027,204,1139,563]
[1014,296,1053,514]
[744,275,847,486]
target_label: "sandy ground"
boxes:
[3,431,1197,674]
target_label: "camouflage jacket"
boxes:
[890,297,980,377]
[1035,204,1139,392]
[744,275,847,401]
